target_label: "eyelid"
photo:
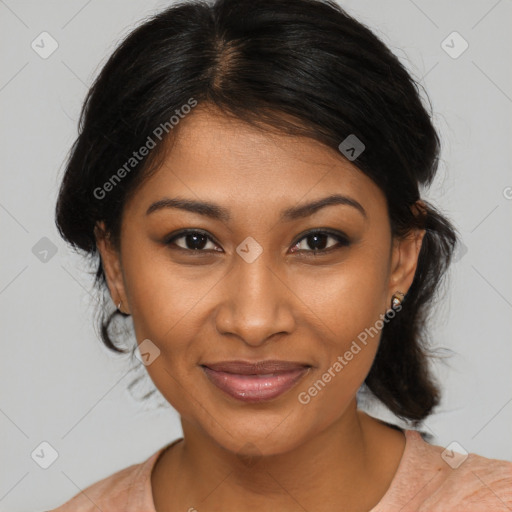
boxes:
[164,228,213,243]
[290,228,349,247]
[164,228,222,251]
[288,229,350,257]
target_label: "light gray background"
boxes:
[1,0,511,510]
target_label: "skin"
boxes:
[95,106,425,512]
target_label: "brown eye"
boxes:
[165,230,221,252]
[290,230,350,254]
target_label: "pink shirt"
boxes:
[49,430,512,511]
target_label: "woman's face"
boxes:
[97,107,423,456]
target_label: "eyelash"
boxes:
[163,228,350,257]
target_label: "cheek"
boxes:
[293,246,390,345]
[290,243,390,403]
[119,243,222,416]
[292,275,386,431]
[121,242,212,343]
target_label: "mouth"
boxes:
[200,360,312,403]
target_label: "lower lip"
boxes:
[201,366,310,403]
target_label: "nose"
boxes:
[215,251,296,347]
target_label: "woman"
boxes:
[50,0,512,510]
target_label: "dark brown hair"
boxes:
[55,0,459,424]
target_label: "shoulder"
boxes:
[373,429,512,512]
[47,446,166,512]
[424,451,512,511]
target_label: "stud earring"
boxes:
[391,291,405,308]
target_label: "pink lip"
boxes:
[201,360,311,403]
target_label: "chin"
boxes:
[194,400,320,458]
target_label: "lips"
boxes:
[203,360,310,374]
[201,360,311,402]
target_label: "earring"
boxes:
[391,291,405,308]
[117,300,122,312]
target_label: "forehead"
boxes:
[124,107,386,220]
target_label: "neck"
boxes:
[152,404,405,512]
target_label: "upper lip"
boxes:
[201,360,311,375]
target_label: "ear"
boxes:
[94,221,130,314]
[387,201,427,305]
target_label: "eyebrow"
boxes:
[145,193,367,221]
